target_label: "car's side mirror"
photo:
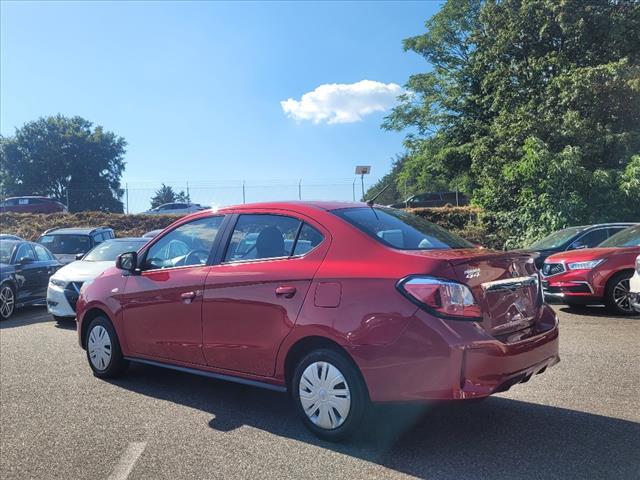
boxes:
[116,251,139,273]
[18,257,34,265]
[75,253,84,261]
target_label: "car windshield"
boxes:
[332,207,474,250]
[529,226,586,250]
[38,234,91,254]
[83,239,147,261]
[599,225,640,248]
[0,241,17,263]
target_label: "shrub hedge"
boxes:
[1,206,506,249]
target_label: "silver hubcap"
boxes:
[0,286,14,319]
[88,325,112,370]
[299,361,351,430]
[613,279,632,312]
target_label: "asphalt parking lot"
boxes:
[1,306,639,480]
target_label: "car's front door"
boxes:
[121,215,226,365]
[12,244,43,303]
[202,213,328,377]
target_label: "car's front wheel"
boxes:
[605,271,637,316]
[292,348,369,442]
[85,316,129,378]
[0,283,15,320]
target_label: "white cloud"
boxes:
[280,80,403,125]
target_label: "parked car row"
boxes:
[0,226,163,319]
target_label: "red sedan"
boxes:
[542,225,640,315]
[76,201,559,440]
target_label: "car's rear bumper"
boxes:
[353,305,560,402]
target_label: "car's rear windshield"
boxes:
[599,225,640,247]
[332,207,474,250]
[529,226,586,250]
[38,234,91,254]
[83,239,147,261]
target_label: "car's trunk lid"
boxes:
[412,249,542,336]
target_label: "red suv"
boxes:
[76,202,559,440]
[542,225,640,315]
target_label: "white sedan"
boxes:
[143,202,209,215]
[631,254,640,313]
[47,237,148,321]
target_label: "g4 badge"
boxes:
[464,268,481,279]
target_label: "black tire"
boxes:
[604,271,637,316]
[53,315,71,323]
[85,316,129,378]
[292,348,369,442]
[0,282,16,320]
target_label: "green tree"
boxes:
[382,0,640,245]
[149,184,189,209]
[0,115,126,212]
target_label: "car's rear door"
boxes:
[202,212,329,376]
[121,215,226,365]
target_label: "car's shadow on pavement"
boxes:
[111,362,640,480]
[558,305,639,319]
[0,306,51,329]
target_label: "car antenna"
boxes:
[366,183,391,207]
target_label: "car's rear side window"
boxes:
[332,207,474,250]
[293,224,324,256]
[224,214,302,262]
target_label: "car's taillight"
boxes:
[397,276,482,320]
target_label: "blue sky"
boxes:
[1,1,440,210]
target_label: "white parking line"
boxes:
[107,441,147,480]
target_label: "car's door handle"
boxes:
[275,286,297,298]
[181,291,196,303]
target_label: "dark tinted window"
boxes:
[333,207,474,250]
[145,216,223,269]
[574,229,608,248]
[293,224,324,256]
[38,234,91,254]
[224,214,301,261]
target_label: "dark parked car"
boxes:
[0,234,24,241]
[0,196,67,213]
[388,192,469,209]
[523,223,636,269]
[37,227,115,265]
[0,240,61,319]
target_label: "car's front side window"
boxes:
[144,216,224,270]
[224,214,302,262]
[15,244,36,262]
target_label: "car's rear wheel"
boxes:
[605,271,636,316]
[292,348,369,442]
[85,316,128,378]
[0,283,15,320]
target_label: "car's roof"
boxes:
[217,200,368,213]
[41,227,112,235]
[5,195,54,200]
[570,223,638,230]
